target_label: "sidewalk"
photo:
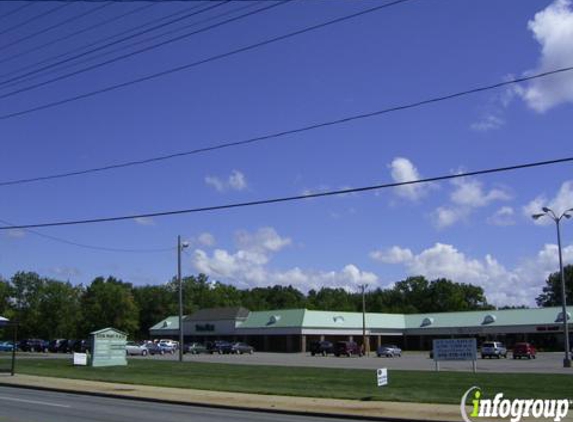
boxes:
[0,374,461,421]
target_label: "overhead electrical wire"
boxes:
[0,219,174,253]
[0,1,230,89]
[0,2,113,55]
[0,0,414,118]
[0,2,72,38]
[1,65,571,188]
[0,2,34,22]
[0,2,158,74]
[0,1,264,91]
[0,0,289,97]
[1,156,571,231]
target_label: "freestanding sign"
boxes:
[376,368,388,386]
[432,338,477,372]
[89,327,127,367]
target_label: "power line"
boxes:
[0,1,264,91]
[1,156,571,231]
[0,1,230,89]
[0,2,71,38]
[0,2,113,55]
[0,0,290,99]
[0,219,174,253]
[0,0,413,118]
[1,65,571,188]
[0,2,34,21]
[0,2,158,75]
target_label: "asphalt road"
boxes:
[0,386,371,422]
[4,350,572,374]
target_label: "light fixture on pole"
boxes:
[532,207,573,368]
[178,235,189,363]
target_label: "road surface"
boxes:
[0,386,379,422]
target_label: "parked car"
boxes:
[309,340,334,356]
[232,342,254,354]
[183,342,207,354]
[0,341,14,352]
[71,339,91,353]
[377,344,402,357]
[481,341,508,359]
[126,341,148,356]
[207,340,233,354]
[159,339,179,349]
[158,341,176,355]
[48,339,69,353]
[18,339,48,352]
[334,341,363,357]
[144,342,165,356]
[513,342,537,359]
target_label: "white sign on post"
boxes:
[376,368,388,387]
[73,352,87,366]
[432,338,477,373]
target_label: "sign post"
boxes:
[89,327,127,367]
[432,338,477,373]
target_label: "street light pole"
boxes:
[177,235,189,363]
[360,284,368,356]
[532,207,572,368]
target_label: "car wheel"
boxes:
[532,355,536,359]
[377,354,381,357]
[311,352,315,356]
[160,350,165,355]
[322,350,326,357]
[142,350,148,356]
[347,352,352,357]
[249,349,254,355]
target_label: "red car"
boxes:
[334,341,363,357]
[512,342,536,359]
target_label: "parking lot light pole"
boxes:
[178,236,189,363]
[532,207,573,368]
[360,284,369,356]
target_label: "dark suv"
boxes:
[334,341,363,357]
[19,339,48,352]
[207,340,233,354]
[310,340,334,356]
[48,339,70,353]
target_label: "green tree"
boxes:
[81,276,139,337]
[11,271,45,338]
[536,264,573,307]
[133,285,176,339]
[307,288,357,311]
[36,280,83,339]
[0,277,14,318]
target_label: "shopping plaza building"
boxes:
[150,306,573,352]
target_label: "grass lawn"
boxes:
[12,358,572,404]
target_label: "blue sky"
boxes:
[1,0,573,307]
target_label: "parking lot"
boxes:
[127,351,573,374]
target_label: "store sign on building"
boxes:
[90,327,127,367]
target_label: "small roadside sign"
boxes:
[376,368,388,387]
[73,352,87,366]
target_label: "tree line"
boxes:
[0,266,570,340]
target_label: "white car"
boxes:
[159,339,179,349]
[126,341,148,356]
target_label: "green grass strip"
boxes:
[12,358,573,404]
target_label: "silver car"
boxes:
[377,344,402,357]
[126,341,148,356]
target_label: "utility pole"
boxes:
[177,235,189,363]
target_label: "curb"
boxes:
[0,380,453,422]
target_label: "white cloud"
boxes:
[487,206,516,226]
[50,266,81,278]
[524,180,573,225]
[6,229,25,238]
[517,0,573,112]
[371,242,573,307]
[388,157,429,201]
[192,227,377,291]
[471,114,505,132]
[432,178,511,228]
[370,246,413,264]
[134,217,155,226]
[205,170,248,192]
[450,178,511,207]
[197,232,216,247]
